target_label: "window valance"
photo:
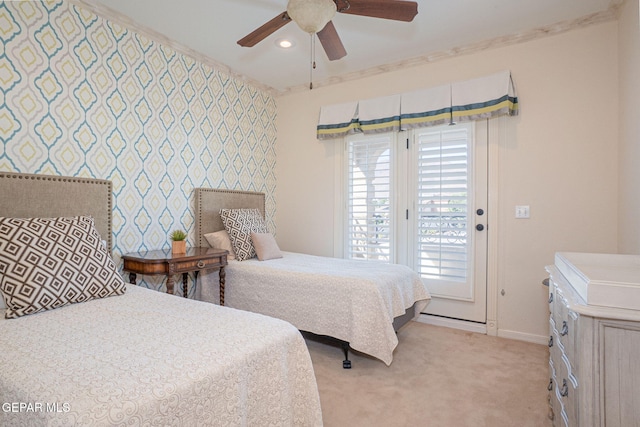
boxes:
[317,70,518,140]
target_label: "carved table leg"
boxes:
[166,275,174,295]
[166,263,175,295]
[128,273,137,285]
[219,266,226,306]
[194,270,200,297]
[182,273,188,298]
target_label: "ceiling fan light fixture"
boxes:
[276,38,294,48]
[287,0,336,34]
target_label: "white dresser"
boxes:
[546,252,640,427]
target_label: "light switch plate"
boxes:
[515,205,530,218]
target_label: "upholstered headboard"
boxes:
[194,188,265,247]
[0,172,113,251]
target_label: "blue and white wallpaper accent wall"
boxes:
[0,1,277,292]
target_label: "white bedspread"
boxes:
[198,252,430,365]
[0,285,322,427]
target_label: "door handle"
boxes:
[476,224,485,231]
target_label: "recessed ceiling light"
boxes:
[276,38,294,49]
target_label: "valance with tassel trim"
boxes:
[358,94,401,134]
[317,71,518,140]
[451,71,518,122]
[317,101,359,139]
[400,83,452,130]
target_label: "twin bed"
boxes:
[193,188,431,367]
[0,172,430,425]
[0,173,322,426]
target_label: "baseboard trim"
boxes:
[416,315,548,346]
[416,314,488,334]
[497,329,548,346]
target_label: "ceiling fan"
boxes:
[237,0,419,61]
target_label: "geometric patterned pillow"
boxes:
[219,209,268,261]
[0,216,126,319]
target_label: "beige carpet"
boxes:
[305,321,550,427]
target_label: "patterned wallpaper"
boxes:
[0,1,277,293]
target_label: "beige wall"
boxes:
[275,21,619,340]
[618,0,640,254]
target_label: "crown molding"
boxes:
[68,0,279,96]
[68,0,620,98]
[279,6,621,96]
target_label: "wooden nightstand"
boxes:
[122,247,228,304]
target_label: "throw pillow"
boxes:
[0,216,126,319]
[219,209,268,261]
[203,230,236,260]
[251,232,283,261]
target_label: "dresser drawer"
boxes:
[550,279,579,375]
[548,357,562,426]
[550,280,563,331]
[172,256,225,273]
[557,294,579,373]
[553,386,568,427]
[549,317,562,365]
[548,281,556,319]
[551,352,577,427]
[560,354,578,427]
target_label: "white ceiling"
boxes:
[87,0,618,93]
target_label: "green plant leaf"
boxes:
[170,229,187,241]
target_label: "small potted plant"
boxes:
[170,229,187,254]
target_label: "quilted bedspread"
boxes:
[198,252,430,365]
[0,285,322,426]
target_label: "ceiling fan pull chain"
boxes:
[310,34,316,90]
[313,35,317,70]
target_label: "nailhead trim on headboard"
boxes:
[0,172,113,252]
[195,188,266,248]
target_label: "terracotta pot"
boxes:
[172,240,186,254]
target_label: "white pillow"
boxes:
[203,230,236,260]
[251,232,283,261]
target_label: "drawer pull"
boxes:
[548,336,553,348]
[548,379,553,391]
[561,321,569,336]
[548,293,554,303]
[196,260,206,269]
[560,379,569,397]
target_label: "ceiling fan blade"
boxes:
[335,0,418,22]
[317,21,347,61]
[237,12,292,47]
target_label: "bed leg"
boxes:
[341,341,351,369]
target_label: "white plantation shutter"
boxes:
[346,134,393,261]
[415,127,470,281]
[338,119,495,322]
